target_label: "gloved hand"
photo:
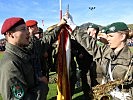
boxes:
[63,12,77,31]
[57,18,67,27]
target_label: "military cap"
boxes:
[26,20,38,27]
[1,17,25,34]
[106,22,128,34]
[37,27,43,34]
[87,24,99,30]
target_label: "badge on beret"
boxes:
[11,83,24,99]
[109,26,116,32]
[101,29,105,33]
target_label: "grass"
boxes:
[0,52,3,59]
[47,83,57,100]
[47,84,83,100]
[47,72,83,100]
[0,78,83,100]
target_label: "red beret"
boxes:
[26,20,38,27]
[1,17,25,34]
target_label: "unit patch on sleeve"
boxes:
[11,83,24,99]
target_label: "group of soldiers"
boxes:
[0,11,133,100]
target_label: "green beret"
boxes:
[106,22,128,34]
[87,24,99,30]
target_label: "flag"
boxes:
[57,24,72,100]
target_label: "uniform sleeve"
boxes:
[42,26,61,44]
[73,27,108,62]
[0,61,26,100]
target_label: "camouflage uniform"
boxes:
[69,39,78,96]
[72,27,133,99]
[25,26,61,100]
[74,40,93,99]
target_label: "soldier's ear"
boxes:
[121,33,126,41]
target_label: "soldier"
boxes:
[74,39,93,99]
[25,19,66,100]
[0,17,36,100]
[75,24,100,99]
[86,24,100,88]
[0,17,66,100]
[26,20,49,100]
[64,13,133,100]
[97,27,108,46]
[35,27,43,39]
[69,39,79,97]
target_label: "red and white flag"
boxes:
[57,24,72,100]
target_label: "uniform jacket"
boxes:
[0,26,61,100]
[73,27,133,88]
[0,43,35,100]
[25,26,61,78]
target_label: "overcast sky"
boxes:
[0,0,133,39]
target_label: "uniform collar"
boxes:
[5,42,30,61]
[104,45,132,61]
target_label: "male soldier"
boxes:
[34,26,51,79]
[35,27,43,39]
[86,24,101,88]
[26,20,48,89]
[0,17,36,100]
[75,40,93,99]
[0,17,66,100]
[26,19,66,100]
[72,24,99,99]
[69,39,79,97]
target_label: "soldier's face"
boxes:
[28,25,38,36]
[12,24,30,47]
[107,32,124,49]
[87,28,97,38]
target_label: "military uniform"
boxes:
[0,42,36,100]
[0,24,61,100]
[70,39,78,96]
[25,26,61,100]
[72,26,133,99]
[74,40,93,99]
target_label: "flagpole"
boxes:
[60,0,62,20]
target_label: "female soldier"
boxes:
[63,13,133,100]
